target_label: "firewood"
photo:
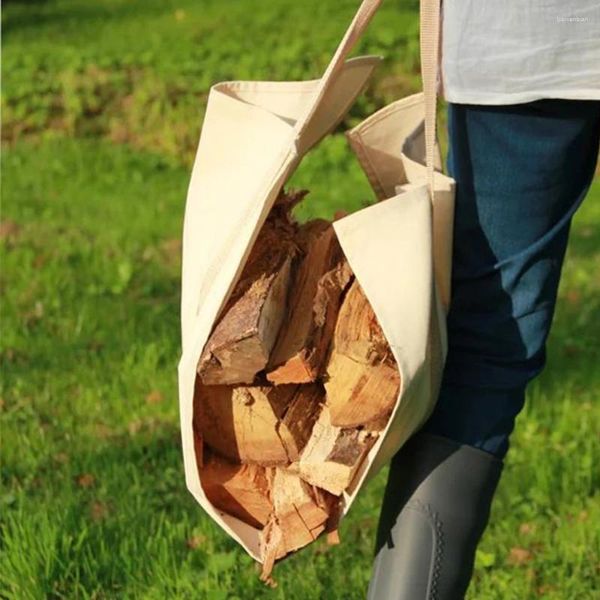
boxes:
[194,381,324,465]
[324,278,401,427]
[279,383,325,462]
[259,468,333,580]
[288,405,378,495]
[273,469,331,552]
[269,188,308,230]
[267,221,353,384]
[199,450,272,529]
[362,412,392,433]
[195,383,295,465]
[197,218,297,385]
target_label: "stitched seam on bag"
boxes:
[346,131,386,199]
[406,499,444,600]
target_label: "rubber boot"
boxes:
[367,433,503,600]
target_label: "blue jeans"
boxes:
[422,99,600,459]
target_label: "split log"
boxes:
[259,468,333,579]
[267,221,353,384]
[272,469,331,553]
[288,405,378,495]
[195,383,296,465]
[197,218,297,385]
[279,383,325,462]
[199,450,272,529]
[194,381,324,465]
[324,278,401,427]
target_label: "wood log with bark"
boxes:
[196,190,306,386]
[287,405,378,495]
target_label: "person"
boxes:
[367,1,600,598]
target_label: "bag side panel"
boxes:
[332,186,437,512]
[180,89,295,352]
[400,151,455,312]
[347,93,455,311]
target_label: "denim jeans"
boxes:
[421,99,600,458]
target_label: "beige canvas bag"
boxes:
[178,0,454,563]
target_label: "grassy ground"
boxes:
[1,1,599,598]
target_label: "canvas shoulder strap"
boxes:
[297,0,441,199]
[294,0,383,138]
[420,0,441,198]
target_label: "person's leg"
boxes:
[423,99,600,459]
[368,99,600,600]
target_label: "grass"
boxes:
[2,0,421,165]
[1,1,599,598]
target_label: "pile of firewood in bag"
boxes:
[193,189,401,582]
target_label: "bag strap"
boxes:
[420,0,441,199]
[294,0,383,138]
[297,0,441,199]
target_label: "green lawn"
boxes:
[1,1,599,599]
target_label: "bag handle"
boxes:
[294,0,383,138]
[420,0,441,199]
[297,0,441,199]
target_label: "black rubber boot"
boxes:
[367,433,503,600]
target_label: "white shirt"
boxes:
[441,1,600,104]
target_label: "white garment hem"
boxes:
[442,88,600,106]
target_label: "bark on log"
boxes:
[197,189,306,385]
[288,405,378,495]
[324,278,401,427]
[196,249,295,385]
[194,381,324,465]
[267,221,353,384]
[199,450,272,529]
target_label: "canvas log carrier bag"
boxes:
[178,0,455,581]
